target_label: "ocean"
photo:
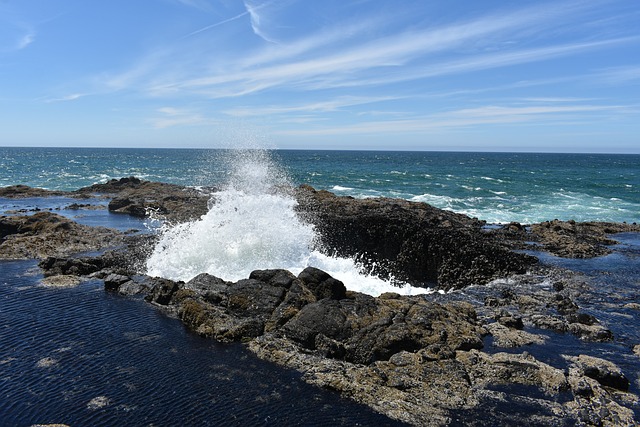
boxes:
[1,147,638,224]
[1,147,639,425]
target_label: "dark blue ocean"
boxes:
[1,147,638,224]
[1,147,639,425]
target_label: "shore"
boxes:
[1,177,639,426]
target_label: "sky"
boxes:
[1,0,639,153]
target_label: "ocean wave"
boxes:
[332,185,354,191]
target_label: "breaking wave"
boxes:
[145,150,430,297]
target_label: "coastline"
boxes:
[1,178,639,426]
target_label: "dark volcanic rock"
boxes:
[294,185,537,290]
[76,177,211,223]
[0,184,65,198]
[565,354,630,391]
[495,219,640,258]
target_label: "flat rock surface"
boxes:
[0,212,124,259]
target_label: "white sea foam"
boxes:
[146,150,429,297]
[332,185,354,191]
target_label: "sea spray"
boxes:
[145,149,430,297]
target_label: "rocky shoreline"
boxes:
[2,177,639,426]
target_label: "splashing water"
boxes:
[145,150,430,297]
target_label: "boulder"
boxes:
[564,354,630,391]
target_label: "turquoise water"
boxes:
[1,147,638,224]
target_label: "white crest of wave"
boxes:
[145,150,430,297]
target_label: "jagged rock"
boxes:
[634,345,640,357]
[568,322,614,342]
[565,365,637,426]
[485,323,547,348]
[0,212,123,259]
[104,273,132,291]
[297,266,347,300]
[564,354,630,391]
[77,177,211,223]
[145,277,183,306]
[529,220,640,258]
[457,350,569,395]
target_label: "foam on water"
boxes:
[146,150,429,297]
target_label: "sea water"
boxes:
[1,147,638,224]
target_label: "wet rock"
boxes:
[0,212,123,260]
[104,273,132,291]
[457,350,569,395]
[567,322,613,342]
[0,185,64,198]
[634,345,640,357]
[564,354,630,391]
[116,278,150,296]
[565,365,636,426]
[529,220,640,258]
[145,277,183,306]
[40,275,82,288]
[7,179,639,425]
[495,312,524,329]
[297,266,347,300]
[295,185,537,290]
[77,177,211,223]
[485,323,547,348]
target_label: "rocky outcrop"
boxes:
[493,219,640,258]
[5,178,639,425]
[294,185,537,290]
[74,265,633,426]
[0,184,65,198]
[76,177,212,223]
[0,212,124,259]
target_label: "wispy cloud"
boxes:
[0,20,36,52]
[244,0,277,43]
[222,95,402,117]
[174,0,213,12]
[44,93,87,103]
[183,10,250,38]
[150,106,208,128]
[592,65,640,84]
[137,2,639,99]
[277,103,627,136]
[16,30,35,50]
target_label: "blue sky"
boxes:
[1,0,639,152]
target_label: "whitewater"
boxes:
[145,150,431,297]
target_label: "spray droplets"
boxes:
[145,149,430,297]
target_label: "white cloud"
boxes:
[276,103,627,136]
[44,93,87,103]
[150,106,207,128]
[593,65,640,84]
[16,30,35,49]
[244,0,278,43]
[137,2,639,99]
[222,95,402,117]
[174,0,213,12]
